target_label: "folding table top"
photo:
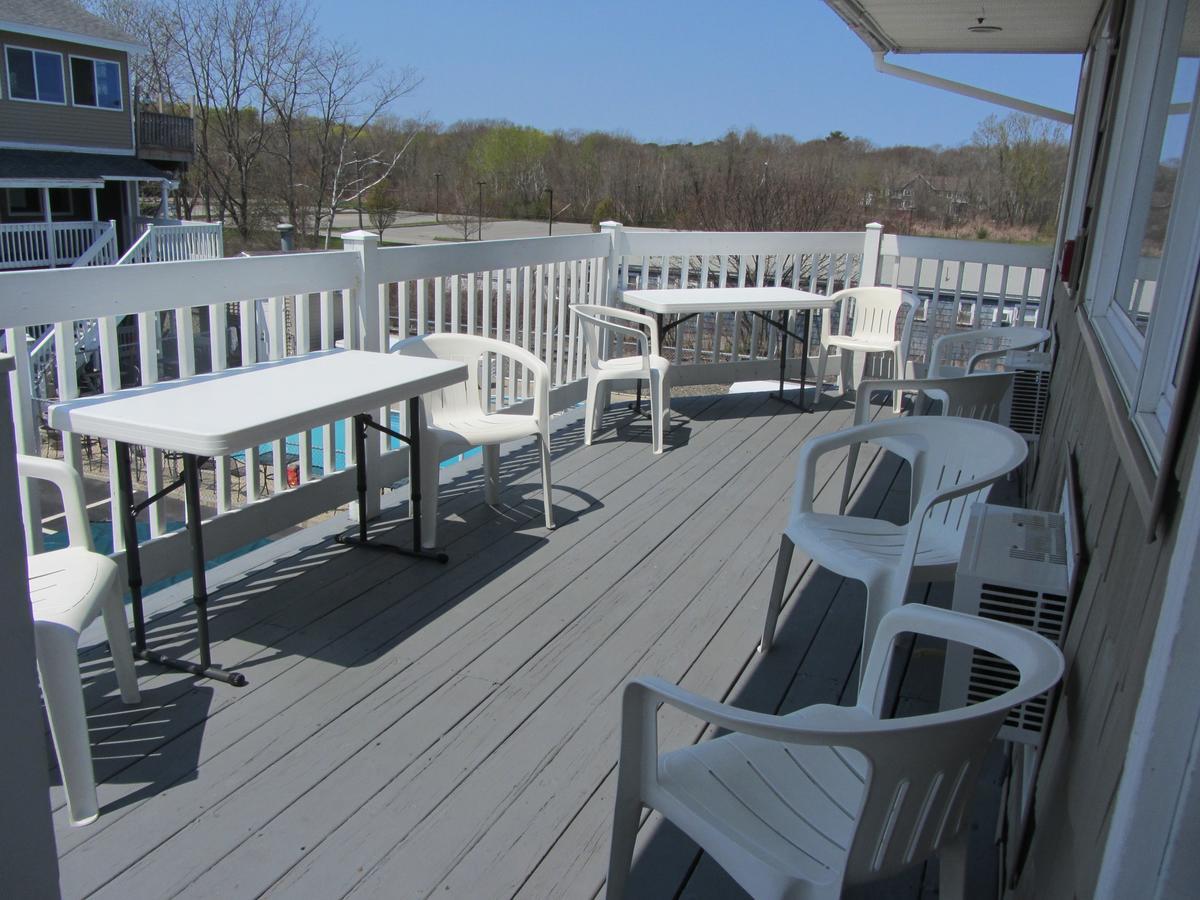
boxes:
[622,287,836,315]
[48,349,467,457]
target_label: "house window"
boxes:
[3,188,76,218]
[1082,0,1200,465]
[4,47,65,104]
[69,56,121,110]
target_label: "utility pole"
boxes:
[545,187,553,236]
[434,172,442,223]
[477,181,486,241]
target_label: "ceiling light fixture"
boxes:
[968,3,1003,32]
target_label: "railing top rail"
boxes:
[377,231,610,282]
[880,233,1053,268]
[0,250,357,329]
[615,229,868,257]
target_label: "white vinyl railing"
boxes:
[70,221,118,268]
[0,221,115,270]
[119,221,224,265]
[1,222,1053,588]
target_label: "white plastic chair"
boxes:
[927,325,1050,378]
[18,455,140,826]
[813,287,916,412]
[839,372,1016,515]
[572,304,671,454]
[393,333,554,549]
[606,605,1065,900]
[761,417,1027,659]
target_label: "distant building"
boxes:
[0,0,194,268]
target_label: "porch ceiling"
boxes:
[824,0,1103,54]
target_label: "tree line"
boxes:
[92,0,1069,248]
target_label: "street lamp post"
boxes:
[477,181,486,241]
[544,187,553,236]
[434,172,442,224]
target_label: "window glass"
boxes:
[33,50,64,103]
[1120,1,1200,334]
[6,47,36,100]
[95,60,121,109]
[5,47,64,103]
[5,188,39,215]
[71,57,122,109]
[70,57,95,105]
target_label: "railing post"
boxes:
[341,230,383,522]
[0,353,61,898]
[861,221,883,286]
[600,220,623,307]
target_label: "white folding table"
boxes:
[49,349,467,686]
[621,287,837,410]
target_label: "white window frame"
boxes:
[68,54,122,112]
[1082,0,1200,466]
[3,45,66,106]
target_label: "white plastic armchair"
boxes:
[392,333,554,548]
[606,605,1064,900]
[18,455,140,826]
[761,417,1026,661]
[813,287,916,412]
[572,304,671,454]
[928,325,1050,378]
[839,371,1016,515]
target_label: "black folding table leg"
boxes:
[336,405,449,563]
[116,443,247,686]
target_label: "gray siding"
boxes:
[1013,286,1199,899]
[0,31,131,152]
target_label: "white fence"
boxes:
[120,221,225,265]
[0,221,114,270]
[0,223,1053,590]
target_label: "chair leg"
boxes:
[838,348,854,397]
[538,433,555,529]
[760,534,795,653]
[482,444,501,506]
[839,443,860,516]
[860,574,907,692]
[892,350,906,413]
[813,345,831,398]
[938,829,970,900]
[606,767,644,900]
[649,372,665,454]
[419,433,441,550]
[34,623,99,826]
[98,581,140,705]
[584,377,599,446]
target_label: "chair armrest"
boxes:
[624,676,871,746]
[16,455,93,550]
[852,377,947,425]
[965,346,1009,373]
[791,421,911,516]
[495,343,551,425]
[572,308,652,360]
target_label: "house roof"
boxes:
[823,0,1104,54]
[0,149,173,188]
[0,0,142,54]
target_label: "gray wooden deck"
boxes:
[51,391,993,899]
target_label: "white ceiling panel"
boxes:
[825,0,1104,54]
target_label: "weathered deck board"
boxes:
[50,391,990,900]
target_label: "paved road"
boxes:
[328,209,596,246]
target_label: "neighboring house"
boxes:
[829,0,1200,897]
[0,0,193,268]
[889,174,974,219]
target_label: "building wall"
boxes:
[1012,285,1199,899]
[0,31,132,152]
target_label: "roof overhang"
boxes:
[0,18,144,55]
[823,0,1105,54]
[0,150,174,186]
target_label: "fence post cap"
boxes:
[340,230,378,244]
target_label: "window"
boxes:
[69,56,121,110]
[3,188,77,218]
[4,46,65,104]
[1081,0,1200,465]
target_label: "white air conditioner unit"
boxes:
[942,503,1071,746]
[1002,349,1052,450]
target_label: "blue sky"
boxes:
[312,0,1083,148]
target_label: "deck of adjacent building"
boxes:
[51,391,996,899]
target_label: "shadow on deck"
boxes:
[51,390,1000,900]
